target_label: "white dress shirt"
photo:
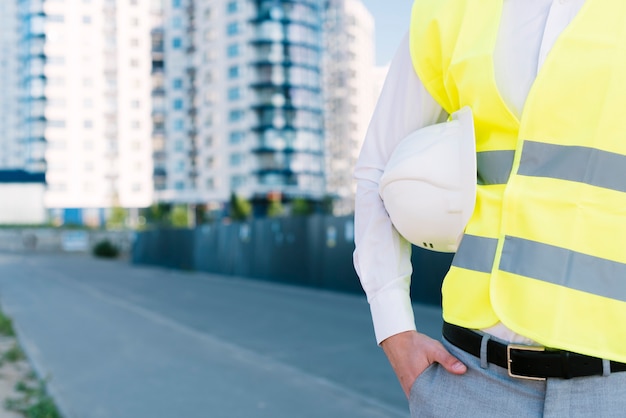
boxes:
[354,0,586,344]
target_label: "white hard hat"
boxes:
[379,106,477,253]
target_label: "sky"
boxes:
[361,0,414,65]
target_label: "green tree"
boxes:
[291,197,313,216]
[267,199,285,218]
[170,205,189,228]
[229,193,252,221]
[145,203,171,225]
[107,206,127,229]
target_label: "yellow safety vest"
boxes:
[410,0,626,362]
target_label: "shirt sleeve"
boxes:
[353,31,445,344]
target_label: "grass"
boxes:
[0,305,62,418]
[0,310,15,337]
[2,344,25,363]
[5,379,61,418]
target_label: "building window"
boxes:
[84,120,93,129]
[172,37,182,48]
[175,140,184,151]
[226,22,240,36]
[173,99,184,110]
[228,109,244,122]
[172,0,182,7]
[229,153,244,166]
[229,131,244,144]
[228,66,240,79]
[228,87,241,101]
[227,1,238,13]
[227,43,239,57]
[172,16,183,28]
[172,78,183,89]
[173,119,184,131]
[175,181,184,190]
[82,16,92,24]
[230,175,246,189]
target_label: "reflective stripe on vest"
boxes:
[477,151,514,185]
[453,235,626,303]
[410,0,626,363]
[519,141,626,193]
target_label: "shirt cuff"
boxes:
[369,284,416,345]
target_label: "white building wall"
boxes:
[0,0,21,169]
[324,0,376,215]
[0,184,46,224]
[41,0,153,210]
[196,0,255,203]
[158,0,255,204]
[116,0,154,208]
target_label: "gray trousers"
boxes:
[409,338,626,417]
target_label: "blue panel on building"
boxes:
[0,170,45,183]
[63,209,83,226]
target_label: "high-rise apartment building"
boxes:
[324,0,376,215]
[0,0,21,169]
[156,0,326,214]
[13,0,154,225]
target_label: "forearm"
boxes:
[353,31,445,344]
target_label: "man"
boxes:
[354,0,626,416]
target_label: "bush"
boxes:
[92,240,120,258]
[0,310,15,336]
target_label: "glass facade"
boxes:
[249,0,325,200]
[17,0,47,172]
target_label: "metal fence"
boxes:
[0,228,133,254]
[131,215,454,306]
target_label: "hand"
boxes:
[380,330,467,398]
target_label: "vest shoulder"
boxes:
[410,0,471,111]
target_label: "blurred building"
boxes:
[155,0,326,214]
[0,170,46,224]
[14,0,154,226]
[0,0,21,169]
[323,0,376,215]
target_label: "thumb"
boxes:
[433,345,467,375]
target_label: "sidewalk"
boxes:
[0,253,443,418]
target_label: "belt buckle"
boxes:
[507,344,546,381]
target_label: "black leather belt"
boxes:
[442,322,626,380]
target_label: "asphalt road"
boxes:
[0,253,443,418]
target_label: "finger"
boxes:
[432,345,467,374]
